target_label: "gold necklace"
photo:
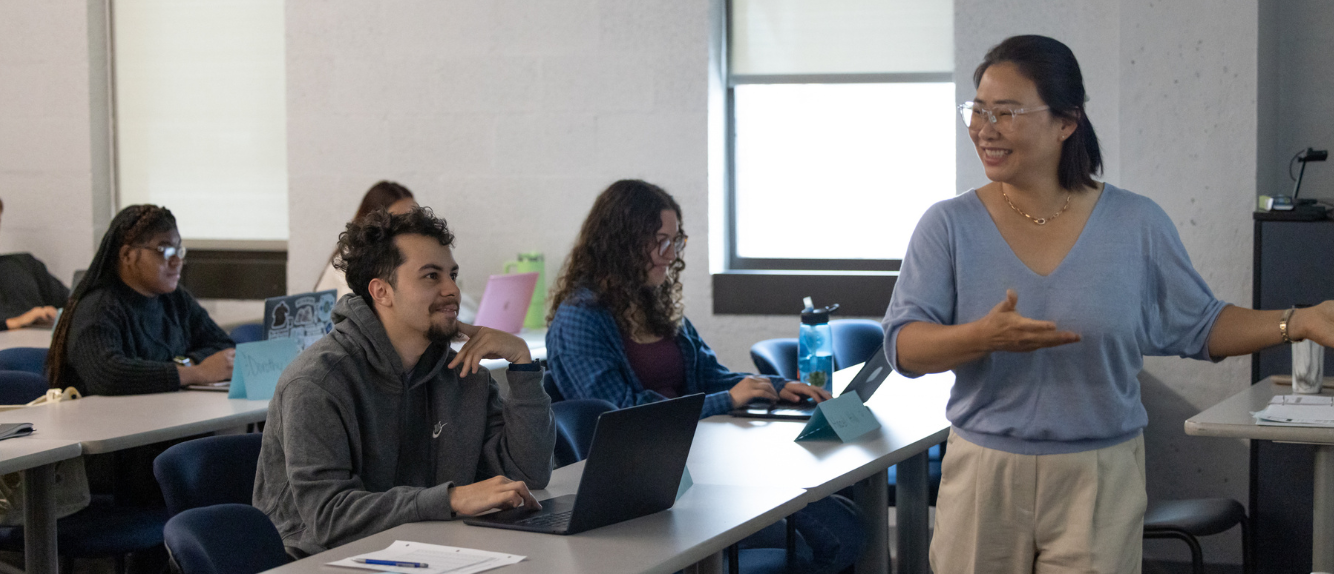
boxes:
[1000,188,1072,225]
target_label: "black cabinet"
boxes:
[1251,218,1334,572]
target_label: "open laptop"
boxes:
[465,393,704,535]
[730,344,892,420]
[472,272,539,334]
[263,289,337,351]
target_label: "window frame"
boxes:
[721,0,954,274]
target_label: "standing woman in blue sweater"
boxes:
[884,35,1334,572]
[545,179,864,574]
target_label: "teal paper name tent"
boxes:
[794,392,881,443]
[228,338,301,400]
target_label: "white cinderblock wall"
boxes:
[0,0,96,286]
[284,0,799,369]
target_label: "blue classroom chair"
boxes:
[0,347,47,376]
[228,323,264,344]
[164,504,288,574]
[153,434,263,517]
[551,399,617,467]
[749,338,799,381]
[0,370,48,404]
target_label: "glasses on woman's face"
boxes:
[142,244,187,262]
[957,101,1050,134]
[654,233,688,258]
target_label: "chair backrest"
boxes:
[542,370,565,402]
[750,338,799,381]
[551,399,618,467]
[229,323,264,344]
[164,504,288,574]
[0,370,49,405]
[829,319,884,370]
[153,434,264,517]
[0,347,47,375]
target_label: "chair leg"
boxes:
[786,513,797,570]
[1240,518,1251,574]
[1144,530,1204,574]
[727,544,739,574]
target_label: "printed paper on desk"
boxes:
[795,393,881,443]
[328,540,524,574]
[228,338,301,401]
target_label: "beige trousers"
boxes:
[929,431,1147,574]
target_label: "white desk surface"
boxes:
[688,370,953,499]
[263,460,808,574]
[0,392,269,455]
[0,327,52,351]
[1185,376,1334,443]
[0,438,81,475]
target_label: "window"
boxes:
[113,0,288,242]
[725,0,954,272]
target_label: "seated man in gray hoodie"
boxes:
[254,206,555,558]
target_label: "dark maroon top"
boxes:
[622,334,686,398]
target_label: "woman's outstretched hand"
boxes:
[977,289,1081,353]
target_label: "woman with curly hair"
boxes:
[545,179,862,574]
[46,204,234,396]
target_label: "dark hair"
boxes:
[321,181,417,283]
[47,205,178,387]
[975,35,1102,191]
[548,179,685,339]
[335,206,455,309]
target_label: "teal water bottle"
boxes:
[798,297,838,390]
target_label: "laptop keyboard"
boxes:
[515,509,573,529]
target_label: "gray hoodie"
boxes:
[253,295,555,558]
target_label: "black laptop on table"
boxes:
[465,393,704,535]
[730,344,893,420]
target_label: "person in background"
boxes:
[544,179,862,574]
[885,35,1334,572]
[0,197,70,331]
[255,206,554,558]
[315,180,418,298]
[46,204,234,396]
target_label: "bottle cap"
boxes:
[801,302,840,325]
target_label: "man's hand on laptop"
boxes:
[451,475,542,516]
[728,376,781,408]
[779,381,832,404]
[449,322,533,377]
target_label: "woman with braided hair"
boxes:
[46,204,235,395]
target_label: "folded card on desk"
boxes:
[228,338,301,401]
[794,393,880,442]
[1253,394,1334,427]
[328,540,524,574]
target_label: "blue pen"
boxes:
[353,558,430,568]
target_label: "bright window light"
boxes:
[733,82,956,261]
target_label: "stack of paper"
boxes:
[1253,394,1334,427]
[329,541,524,574]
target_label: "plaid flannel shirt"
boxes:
[546,289,781,418]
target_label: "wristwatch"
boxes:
[173,356,194,367]
[508,359,545,372]
[1280,307,1297,344]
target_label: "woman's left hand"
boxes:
[779,381,833,403]
[1293,302,1334,347]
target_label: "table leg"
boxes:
[896,451,930,574]
[22,463,58,574]
[855,468,889,574]
[1314,445,1334,571]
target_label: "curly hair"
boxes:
[335,206,455,309]
[548,179,685,339]
[47,204,178,387]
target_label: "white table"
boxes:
[261,460,809,574]
[0,438,82,574]
[688,369,953,574]
[1185,376,1334,571]
[0,327,52,351]
[0,391,270,573]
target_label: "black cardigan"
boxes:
[0,253,69,329]
[62,280,234,395]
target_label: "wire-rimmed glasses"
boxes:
[655,233,687,258]
[957,101,1050,134]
